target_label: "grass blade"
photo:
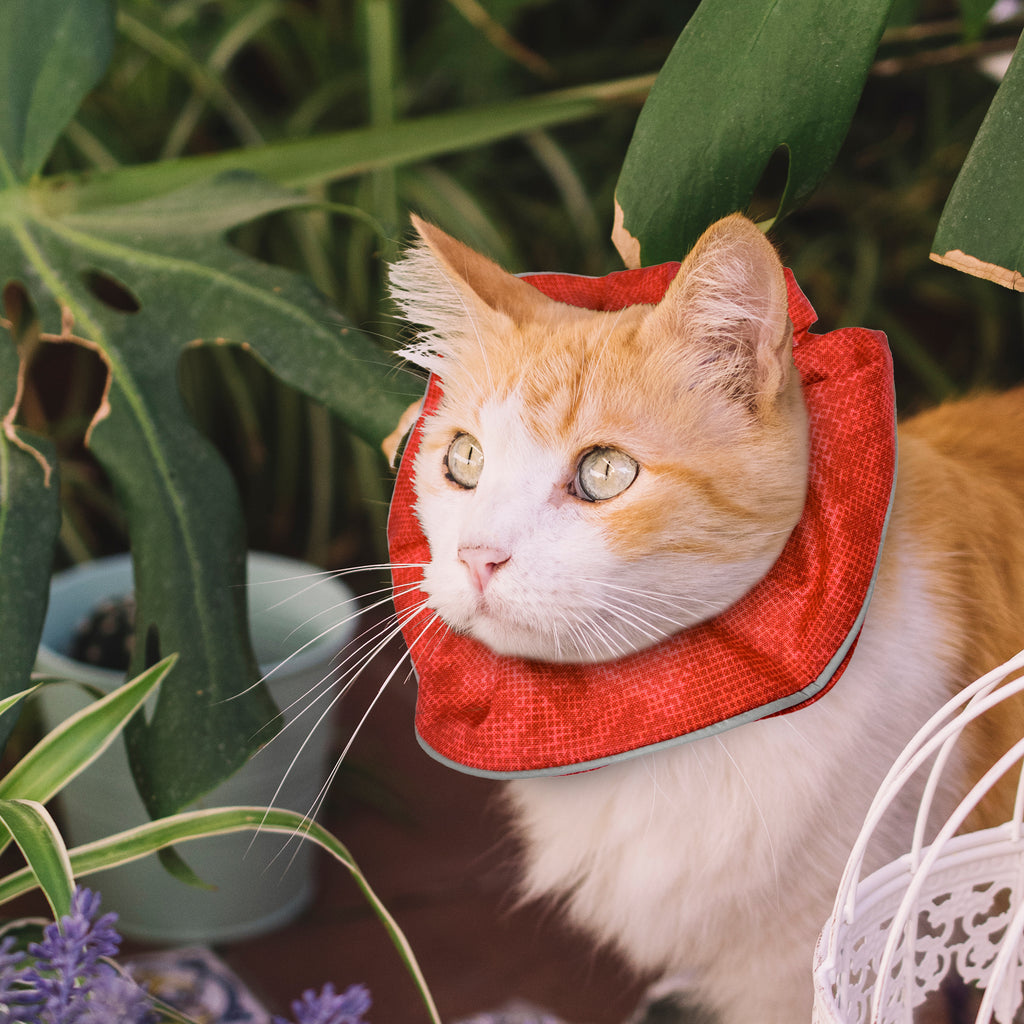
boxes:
[0,805,442,1024]
[0,656,176,803]
[0,798,74,919]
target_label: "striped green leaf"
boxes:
[0,798,74,920]
[0,657,175,804]
[0,805,441,1024]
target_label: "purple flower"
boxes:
[26,887,122,1020]
[16,887,154,1024]
[8,885,368,1024]
[69,964,158,1024]
[274,982,372,1024]
[0,934,43,1015]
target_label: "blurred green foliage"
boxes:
[28,0,697,572]
[40,1,1021,573]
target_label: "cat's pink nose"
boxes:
[458,546,510,594]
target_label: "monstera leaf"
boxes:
[0,0,115,182]
[931,37,1024,291]
[0,0,110,750]
[0,342,60,754]
[612,0,895,266]
[0,0,421,818]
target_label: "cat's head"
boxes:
[389,214,809,664]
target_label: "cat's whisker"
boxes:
[244,562,425,615]
[264,605,414,730]
[546,604,593,661]
[236,578,428,705]
[553,585,680,657]
[274,609,450,864]
[254,600,438,862]
[407,609,451,666]
[583,592,680,646]
[271,570,429,647]
[586,576,725,622]
[569,605,633,661]
[245,581,432,815]
[589,577,716,612]
[563,608,604,661]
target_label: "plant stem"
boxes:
[364,0,400,261]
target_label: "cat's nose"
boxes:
[458,546,511,594]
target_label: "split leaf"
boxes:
[612,0,894,266]
[0,169,421,819]
[0,337,59,752]
[930,38,1024,291]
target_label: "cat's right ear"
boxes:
[644,214,793,417]
[389,215,556,372]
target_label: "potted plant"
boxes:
[33,550,359,945]
[0,1,650,1017]
[0,672,434,1021]
[0,0,652,827]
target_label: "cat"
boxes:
[384,211,1024,1024]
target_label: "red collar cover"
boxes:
[388,267,896,779]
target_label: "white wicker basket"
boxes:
[813,650,1024,1024]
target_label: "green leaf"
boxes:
[0,798,74,919]
[930,39,1024,291]
[0,685,39,723]
[959,0,996,41]
[0,24,651,822]
[0,169,422,820]
[0,0,115,183]
[0,337,60,751]
[612,0,895,266]
[49,74,655,212]
[0,806,442,1024]
[0,657,175,804]
[61,173,315,236]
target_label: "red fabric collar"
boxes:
[389,269,895,778]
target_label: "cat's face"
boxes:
[390,214,810,664]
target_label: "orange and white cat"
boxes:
[388,213,1024,1024]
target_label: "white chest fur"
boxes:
[504,549,961,1024]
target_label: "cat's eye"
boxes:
[445,432,484,489]
[574,447,639,502]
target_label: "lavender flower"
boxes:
[7,885,370,1024]
[26,887,122,1019]
[0,934,43,1016]
[69,964,158,1024]
[13,887,155,1024]
[273,982,372,1024]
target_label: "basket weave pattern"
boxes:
[814,652,1024,1024]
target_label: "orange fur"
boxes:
[892,388,1024,827]
[393,214,808,574]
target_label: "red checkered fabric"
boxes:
[388,268,895,778]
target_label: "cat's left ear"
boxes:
[389,215,559,370]
[645,214,794,415]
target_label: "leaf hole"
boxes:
[82,269,141,314]
[3,281,40,344]
[19,342,108,445]
[749,144,793,224]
